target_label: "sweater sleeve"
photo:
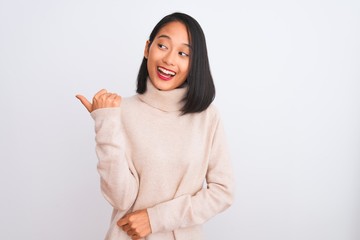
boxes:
[146,117,235,233]
[91,107,139,211]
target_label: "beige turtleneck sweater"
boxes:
[90,80,234,240]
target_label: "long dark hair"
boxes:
[136,12,215,115]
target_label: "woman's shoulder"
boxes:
[121,95,140,107]
[121,95,222,121]
[201,103,221,118]
[191,103,222,126]
[122,94,138,102]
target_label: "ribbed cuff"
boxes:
[146,206,162,234]
[90,107,121,120]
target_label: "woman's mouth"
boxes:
[157,66,176,81]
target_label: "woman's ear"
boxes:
[144,40,150,59]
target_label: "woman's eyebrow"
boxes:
[157,34,191,48]
[157,34,171,40]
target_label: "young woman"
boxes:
[76,12,234,240]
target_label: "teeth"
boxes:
[158,67,176,76]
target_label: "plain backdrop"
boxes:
[0,0,359,239]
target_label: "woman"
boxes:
[76,12,234,240]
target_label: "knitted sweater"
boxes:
[90,80,234,240]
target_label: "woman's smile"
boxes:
[157,66,176,81]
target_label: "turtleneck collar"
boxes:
[137,78,188,112]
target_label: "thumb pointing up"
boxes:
[76,94,92,113]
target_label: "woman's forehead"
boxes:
[155,21,190,45]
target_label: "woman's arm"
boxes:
[77,90,139,211]
[91,108,139,211]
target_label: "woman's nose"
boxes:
[162,51,176,66]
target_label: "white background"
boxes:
[0,0,359,239]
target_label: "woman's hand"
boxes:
[117,209,152,240]
[76,89,121,113]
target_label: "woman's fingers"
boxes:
[93,92,121,109]
[94,89,108,99]
[76,89,121,113]
[76,95,92,112]
[117,209,151,239]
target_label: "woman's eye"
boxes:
[158,44,167,49]
[179,52,189,57]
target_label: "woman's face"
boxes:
[144,21,191,91]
